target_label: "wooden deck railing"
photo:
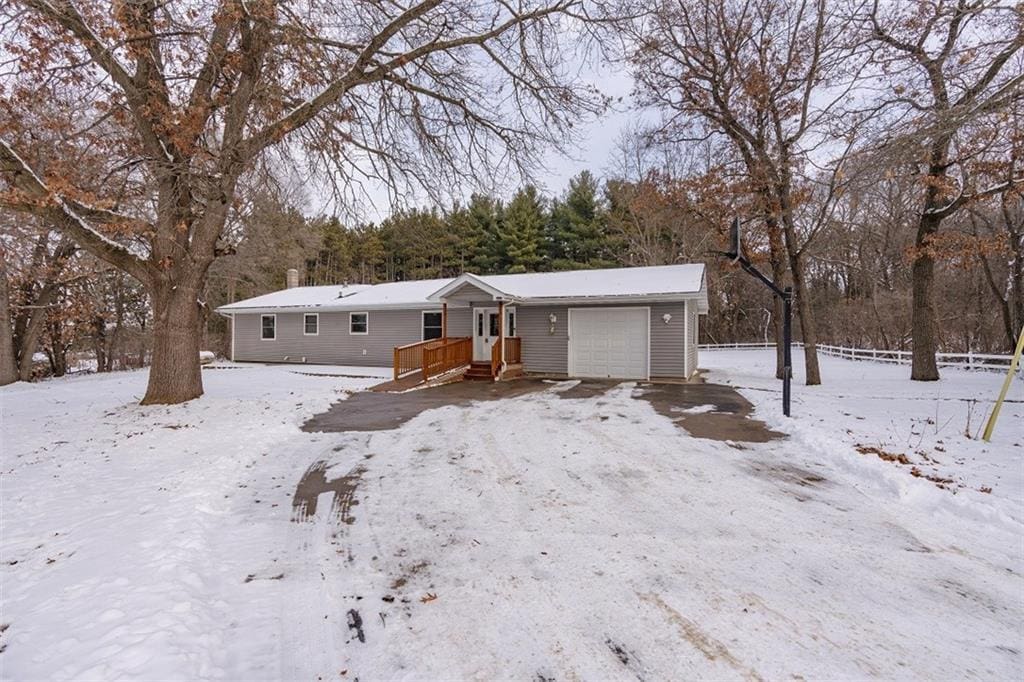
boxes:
[491,339,502,378]
[395,336,521,383]
[505,336,522,364]
[393,339,428,380]
[394,337,472,381]
[422,337,472,381]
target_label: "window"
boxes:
[423,311,443,340]
[507,311,516,337]
[304,313,319,336]
[349,312,368,335]
[488,312,499,337]
[261,314,276,340]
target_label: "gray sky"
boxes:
[536,68,636,197]
[306,63,637,222]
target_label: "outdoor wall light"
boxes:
[548,313,557,334]
[662,313,673,324]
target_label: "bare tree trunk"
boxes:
[789,261,821,385]
[1004,194,1023,350]
[46,322,68,377]
[0,253,17,386]
[911,213,942,381]
[142,283,203,405]
[17,284,60,381]
[777,170,822,385]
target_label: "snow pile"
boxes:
[703,348,1023,528]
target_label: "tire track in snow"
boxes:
[638,592,764,681]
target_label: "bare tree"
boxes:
[606,0,865,385]
[0,247,16,385]
[0,0,600,403]
[862,0,1024,380]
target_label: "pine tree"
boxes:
[465,194,505,274]
[546,171,614,270]
[501,186,546,273]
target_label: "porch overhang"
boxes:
[426,273,519,305]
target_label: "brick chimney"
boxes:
[286,268,299,289]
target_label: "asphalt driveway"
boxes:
[278,375,1021,679]
[302,377,783,442]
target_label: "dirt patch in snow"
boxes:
[556,379,619,400]
[291,461,366,523]
[855,444,911,464]
[633,383,784,443]
[302,379,550,432]
[639,593,764,681]
[745,461,828,489]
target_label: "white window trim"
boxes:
[261,314,276,341]
[684,300,691,377]
[421,310,444,341]
[303,313,319,336]
[349,311,369,335]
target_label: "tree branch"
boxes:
[0,138,153,285]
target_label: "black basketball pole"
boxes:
[719,217,793,417]
[782,286,792,417]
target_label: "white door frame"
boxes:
[473,306,500,362]
[567,306,651,380]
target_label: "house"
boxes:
[215,263,709,382]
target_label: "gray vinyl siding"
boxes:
[518,302,688,378]
[517,306,570,374]
[232,301,692,377]
[232,308,470,366]
[648,302,687,378]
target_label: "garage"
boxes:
[568,307,650,379]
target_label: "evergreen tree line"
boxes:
[303,171,626,285]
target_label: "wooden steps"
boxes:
[464,361,494,381]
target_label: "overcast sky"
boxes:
[307,62,638,222]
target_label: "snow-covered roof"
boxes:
[440,264,706,302]
[216,264,707,313]
[216,284,372,312]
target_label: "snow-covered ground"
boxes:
[1,353,1021,680]
[703,349,1024,528]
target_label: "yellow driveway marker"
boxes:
[983,325,1024,442]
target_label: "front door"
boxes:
[473,307,500,362]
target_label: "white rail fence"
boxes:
[699,342,1015,371]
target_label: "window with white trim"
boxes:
[304,313,319,336]
[422,311,443,340]
[349,312,368,335]
[261,314,276,340]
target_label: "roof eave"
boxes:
[516,291,705,306]
[214,301,446,314]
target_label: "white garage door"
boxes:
[568,308,649,379]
